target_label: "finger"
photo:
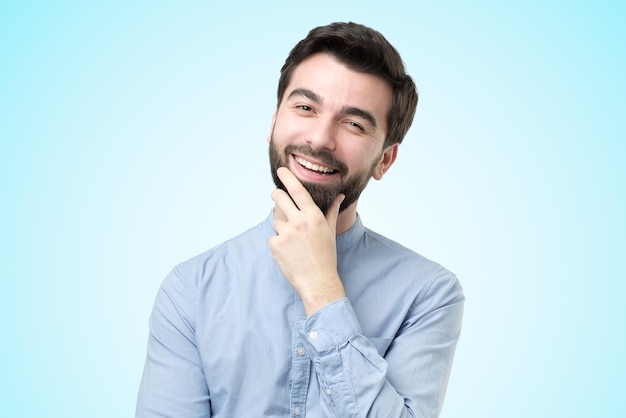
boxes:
[325,193,345,235]
[276,167,317,212]
[272,219,288,235]
[271,188,301,219]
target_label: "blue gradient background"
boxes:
[1,1,624,417]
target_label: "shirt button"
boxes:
[309,330,319,339]
[296,346,306,356]
[325,388,332,395]
[294,406,301,416]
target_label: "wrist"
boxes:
[300,280,346,317]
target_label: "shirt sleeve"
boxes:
[136,268,211,418]
[302,269,464,418]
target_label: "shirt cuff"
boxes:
[303,297,362,353]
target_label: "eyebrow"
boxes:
[287,88,379,129]
[342,106,378,129]
[287,88,322,105]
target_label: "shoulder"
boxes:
[361,227,463,298]
[362,227,445,273]
[169,218,271,291]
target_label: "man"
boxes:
[137,22,464,418]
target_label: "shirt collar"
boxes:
[336,213,365,252]
[264,209,365,253]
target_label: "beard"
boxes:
[269,137,378,215]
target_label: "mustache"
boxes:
[284,144,348,173]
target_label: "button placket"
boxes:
[290,319,309,418]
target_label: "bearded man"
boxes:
[137,22,464,418]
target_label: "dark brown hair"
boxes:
[277,22,418,147]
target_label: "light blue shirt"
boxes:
[136,212,464,417]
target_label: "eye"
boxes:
[296,104,313,112]
[347,120,365,132]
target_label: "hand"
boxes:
[269,167,346,316]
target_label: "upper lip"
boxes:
[292,154,338,173]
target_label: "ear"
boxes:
[267,111,277,143]
[372,144,399,180]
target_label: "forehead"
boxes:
[284,53,392,123]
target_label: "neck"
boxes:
[335,203,358,235]
[273,202,358,235]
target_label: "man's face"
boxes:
[268,53,394,215]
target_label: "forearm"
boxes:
[301,298,411,417]
[302,287,463,418]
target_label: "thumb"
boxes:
[325,193,345,234]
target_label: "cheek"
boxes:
[271,116,304,146]
[343,142,379,169]
[267,112,277,143]
[270,115,288,138]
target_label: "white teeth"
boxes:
[295,156,334,174]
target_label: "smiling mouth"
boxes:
[294,155,337,175]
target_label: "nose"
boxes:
[305,116,336,151]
